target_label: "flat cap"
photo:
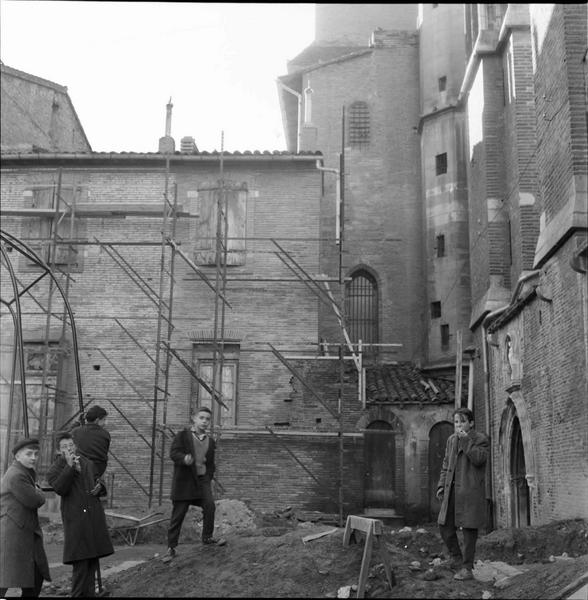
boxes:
[12,437,40,455]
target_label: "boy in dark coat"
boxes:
[72,405,110,485]
[47,432,114,597]
[163,406,226,562]
[0,437,51,597]
[436,407,489,581]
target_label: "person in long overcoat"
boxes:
[436,407,489,581]
[47,432,114,597]
[163,406,225,562]
[0,437,51,597]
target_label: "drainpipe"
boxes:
[480,268,541,530]
[277,81,302,153]
[316,159,341,245]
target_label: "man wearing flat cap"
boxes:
[0,437,51,597]
[72,406,110,492]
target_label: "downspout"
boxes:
[480,268,541,529]
[277,81,302,154]
[316,159,341,245]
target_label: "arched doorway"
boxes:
[364,420,396,509]
[428,421,454,520]
[510,416,530,527]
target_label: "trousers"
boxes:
[167,476,216,547]
[439,484,479,569]
[71,557,99,597]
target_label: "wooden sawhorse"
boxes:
[343,515,395,598]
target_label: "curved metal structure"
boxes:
[0,229,85,443]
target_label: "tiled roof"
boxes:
[287,44,367,70]
[365,362,466,404]
[0,149,323,158]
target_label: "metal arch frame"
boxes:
[0,229,85,439]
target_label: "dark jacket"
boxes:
[71,422,111,477]
[47,454,114,564]
[437,429,489,529]
[170,428,216,501]
[0,461,51,588]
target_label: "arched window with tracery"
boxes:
[348,101,370,147]
[345,270,378,348]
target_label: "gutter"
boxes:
[315,159,341,245]
[0,151,321,163]
[276,80,302,154]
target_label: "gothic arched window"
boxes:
[345,270,378,347]
[348,101,370,147]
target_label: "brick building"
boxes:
[1,4,586,526]
[1,63,91,153]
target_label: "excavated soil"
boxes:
[40,502,588,599]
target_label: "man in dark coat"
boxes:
[47,432,114,597]
[0,437,51,597]
[163,406,226,562]
[436,407,489,581]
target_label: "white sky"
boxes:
[0,1,315,152]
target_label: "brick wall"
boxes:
[487,239,588,525]
[305,34,424,363]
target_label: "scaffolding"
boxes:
[0,122,401,520]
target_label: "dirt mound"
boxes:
[46,506,588,598]
[478,518,588,563]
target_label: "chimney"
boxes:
[180,136,198,153]
[158,97,175,153]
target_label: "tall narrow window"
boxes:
[349,101,370,147]
[431,301,442,319]
[436,234,446,257]
[193,341,240,428]
[345,270,378,347]
[438,76,447,92]
[435,152,447,175]
[441,324,450,349]
[304,82,313,124]
[197,361,237,428]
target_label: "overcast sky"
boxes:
[0,1,315,152]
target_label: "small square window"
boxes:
[431,301,442,319]
[435,153,447,175]
[438,76,447,92]
[441,324,450,349]
[436,234,446,258]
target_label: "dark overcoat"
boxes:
[170,428,216,501]
[0,461,51,588]
[71,423,110,477]
[46,454,114,564]
[437,429,489,529]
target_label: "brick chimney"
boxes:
[158,98,175,153]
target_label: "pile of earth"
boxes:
[95,501,587,599]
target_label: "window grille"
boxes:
[435,152,447,175]
[348,101,370,147]
[441,324,450,349]
[345,271,378,348]
[436,234,446,257]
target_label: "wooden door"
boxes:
[364,420,396,508]
[510,417,530,526]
